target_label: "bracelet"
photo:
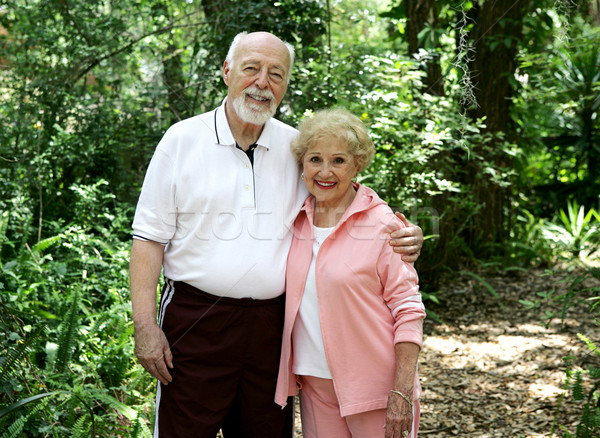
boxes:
[390,389,414,408]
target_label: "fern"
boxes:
[85,387,137,421]
[131,409,153,438]
[31,234,63,253]
[0,392,59,419]
[576,403,600,437]
[1,396,49,438]
[578,333,600,358]
[54,289,82,375]
[70,414,91,438]
[87,312,111,339]
[0,325,45,386]
[572,370,585,401]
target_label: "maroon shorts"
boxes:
[155,279,293,438]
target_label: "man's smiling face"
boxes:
[223,33,290,125]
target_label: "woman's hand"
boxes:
[385,389,414,438]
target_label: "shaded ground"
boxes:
[417,267,599,437]
[292,266,600,437]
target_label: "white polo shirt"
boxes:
[132,99,307,299]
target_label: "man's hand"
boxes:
[130,239,170,383]
[390,212,423,263]
[134,320,173,385]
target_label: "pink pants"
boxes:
[298,376,419,438]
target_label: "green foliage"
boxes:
[130,409,154,438]
[53,290,81,376]
[71,414,92,438]
[0,392,59,420]
[2,396,51,438]
[0,192,151,433]
[0,326,44,389]
[562,331,600,437]
[0,0,599,435]
[459,270,504,310]
[0,233,153,434]
[514,22,600,213]
[504,199,600,271]
[541,200,600,259]
[506,210,556,267]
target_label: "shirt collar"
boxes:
[214,97,272,151]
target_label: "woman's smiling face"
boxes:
[302,137,359,211]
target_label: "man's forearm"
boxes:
[130,239,165,326]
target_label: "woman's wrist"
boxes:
[389,389,414,408]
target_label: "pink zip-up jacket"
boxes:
[275,183,426,416]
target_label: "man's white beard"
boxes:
[232,87,277,125]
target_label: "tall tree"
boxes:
[462,0,532,246]
[383,0,445,95]
[405,0,444,95]
[197,0,328,119]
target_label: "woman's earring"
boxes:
[301,173,305,180]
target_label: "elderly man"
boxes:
[130,31,423,438]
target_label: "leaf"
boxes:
[0,391,60,419]
[86,388,137,421]
[31,234,63,253]
[2,396,51,438]
[53,290,82,375]
[460,270,505,310]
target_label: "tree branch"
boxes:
[69,20,207,85]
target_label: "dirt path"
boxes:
[291,267,599,437]
[417,267,599,437]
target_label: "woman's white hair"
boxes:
[291,108,375,173]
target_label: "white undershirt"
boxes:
[292,225,335,379]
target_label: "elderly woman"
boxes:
[275,109,425,438]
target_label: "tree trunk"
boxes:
[463,0,531,250]
[153,1,190,121]
[163,41,189,121]
[405,0,444,96]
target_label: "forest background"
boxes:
[0,0,599,436]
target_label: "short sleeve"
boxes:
[132,138,177,244]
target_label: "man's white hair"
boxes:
[225,31,295,83]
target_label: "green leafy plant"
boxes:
[558,332,600,437]
[541,200,600,259]
[2,395,51,438]
[460,270,505,310]
[0,196,154,435]
[506,209,555,267]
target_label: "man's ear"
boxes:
[223,61,230,85]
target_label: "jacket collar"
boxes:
[299,183,386,228]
